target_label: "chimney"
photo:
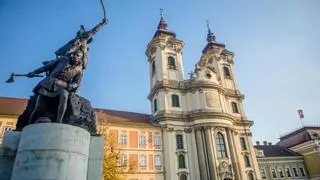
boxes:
[256,141,260,146]
[263,141,267,145]
[268,142,272,146]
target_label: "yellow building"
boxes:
[0,97,26,143]
[277,127,320,180]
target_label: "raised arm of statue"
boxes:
[91,18,108,35]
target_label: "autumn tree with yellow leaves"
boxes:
[99,126,136,180]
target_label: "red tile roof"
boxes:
[0,97,28,116]
[0,97,152,125]
[96,109,152,125]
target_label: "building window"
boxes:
[231,102,239,113]
[139,134,146,146]
[244,155,251,167]
[180,174,187,180]
[139,155,147,167]
[168,56,176,69]
[240,137,247,150]
[248,172,254,180]
[171,94,180,107]
[178,154,186,168]
[223,66,231,79]
[260,169,266,179]
[120,134,127,145]
[293,168,298,177]
[285,168,291,177]
[176,134,184,149]
[216,132,228,158]
[119,154,128,166]
[299,167,306,176]
[154,155,161,167]
[271,169,277,178]
[2,127,13,136]
[154,133,161,146]
[153,99,158,112]
[278,168,284,178]
[152,61,156,75]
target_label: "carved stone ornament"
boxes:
[167,127,174,132]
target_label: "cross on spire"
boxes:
[206,20,216,42]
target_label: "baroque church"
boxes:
[1,13,317,180]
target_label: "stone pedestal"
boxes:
[0,123,104,180]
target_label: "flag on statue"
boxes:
[297,109,304,119]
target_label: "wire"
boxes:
[99,0,106,20]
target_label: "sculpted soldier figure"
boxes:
[27,49,85,123]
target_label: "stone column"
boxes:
[11,123,91,180]
[226,129,242,180]
[195,129,209,180]
[204,127,217,180]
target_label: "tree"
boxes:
[99,126,136,180]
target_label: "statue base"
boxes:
[0,123,104,180]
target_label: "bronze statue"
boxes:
[11,1,108,134]
[27,50,85,124]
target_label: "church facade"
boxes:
[143,14,260,180]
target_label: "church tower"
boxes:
[146,13,260,179]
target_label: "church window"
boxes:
[299,167,306,176]
[152,61,156,75]
[120,134,127,145]
[285,168,291,177]
[240,137,247,150]
[223,66,231,79]
[154,155,162,167]
[178,154,186,168]
[139,154,147,167]
[293,168,298,176]
[260,169,266,179]
[168,56,176,70]
[153,99,158,112]
[248,172,254,180]
[176,134,184,149]
[180,174,187,180]
[216,132,228,158]
[271,169,277,178]
[171,94,180,107]
[278,168,284,177]
[244,155,251,167]
[231,102,239,113]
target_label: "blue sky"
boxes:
[0,0,319,143]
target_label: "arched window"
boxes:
[240,137,247,150]
[216,132,228,158]
[171,94,180,107]
[168,56,176,69]
[285,168,291,177]
[231,102,239,113]
[244,155,251,167]
[152,61,156,75]
[223,66,231,79]
[278,168,284,177]
[176,135,184,149]
[248,172,254,180]
[178,154,186,168]
[180,174,187,180]
[153,99,158,112]
[271,169,277,178]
